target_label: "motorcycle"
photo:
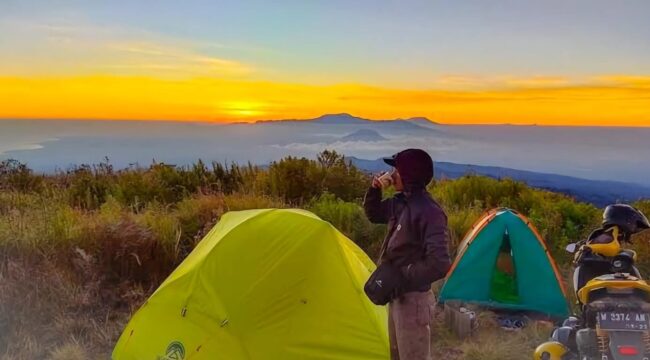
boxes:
[536,225,650,360]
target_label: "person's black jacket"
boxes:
[363,186,451,292]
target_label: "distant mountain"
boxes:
[401,117,438,128]
[346,157,391,173]
[311,113,371,125]
[347,157,650,206]
[254,113,369,125]
[340,129,387,142]
[255,113,437,133]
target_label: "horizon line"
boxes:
[2,116,650,128]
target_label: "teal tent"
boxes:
[439,208,570,318]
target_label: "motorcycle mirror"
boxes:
[566,243,577,253]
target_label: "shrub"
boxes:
[264,156,322,203]
[317,150,368,201]
[0,159,43,192]
[432,175,600,259]
[308,193,385,255]
[87,215,175,285]
[174,195,226,256]
[224,193,285,211]
[111,168,158,210]
[67,163,114,210]
[0,155,629,359]
[262,150,369,204]
[446,206,484,249]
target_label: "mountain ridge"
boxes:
[255,113,437,126]
[347,156,650,206]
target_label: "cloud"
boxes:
[0,17,254,78]
[431,74,574,90]
[434,75,489,88]
[502,76,570,88]
[104,41,253,76]
[271,136,461,156]
[596,75,650,88]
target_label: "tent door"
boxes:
[489,229,520,304]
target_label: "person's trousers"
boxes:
[388,290,436,360]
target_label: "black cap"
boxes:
[382,155,397,167]
[383,149,434,188]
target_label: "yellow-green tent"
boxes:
[113,209,389,360]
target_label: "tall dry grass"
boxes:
[0,155,631,358]
[431,311,554,360]
[0,187,295,358]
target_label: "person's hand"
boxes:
[372,174,383,189]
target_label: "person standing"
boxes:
[363,149,451,360]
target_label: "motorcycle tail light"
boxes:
[618,345,639,355]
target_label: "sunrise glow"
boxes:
[2,75,649,126]
[2,1,649,126]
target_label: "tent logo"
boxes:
[159,341,185,360]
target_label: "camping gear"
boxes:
[602,204,650,236]
[443,302,478,339]
[497,315,528,331]
[439,208,570,318]
[112,209,389,360]
[364,261,404,305]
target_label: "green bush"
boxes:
[67,162,115,210]
[0,159,43,192]
[262,150,368,204]
[432,176,600,259]
[0,190,83,252]
[634,200,650,217]
[0,155,626,267]
[223,193,285,212]
[175,195,226,256]
[2,153,649,360]
[308,193,385,256]
[264,156,323,203]
[317,150,368,202]
[446,206,484,249]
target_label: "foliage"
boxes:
[0,159,43,192]
[0,154,612,259]
[630,200,650,273]
[308,193,385,256]
[1,151,647,358]
[67,161,115,210]
[432,176,601,259]
[263,150,367,203]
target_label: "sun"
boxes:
[220,101,266,118]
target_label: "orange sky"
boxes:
[1,75,649,126]
[3,3,650,127]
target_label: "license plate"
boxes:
[598,312,650,331]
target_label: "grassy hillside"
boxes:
[1,152,648,359]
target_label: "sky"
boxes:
[1,0,649,126]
